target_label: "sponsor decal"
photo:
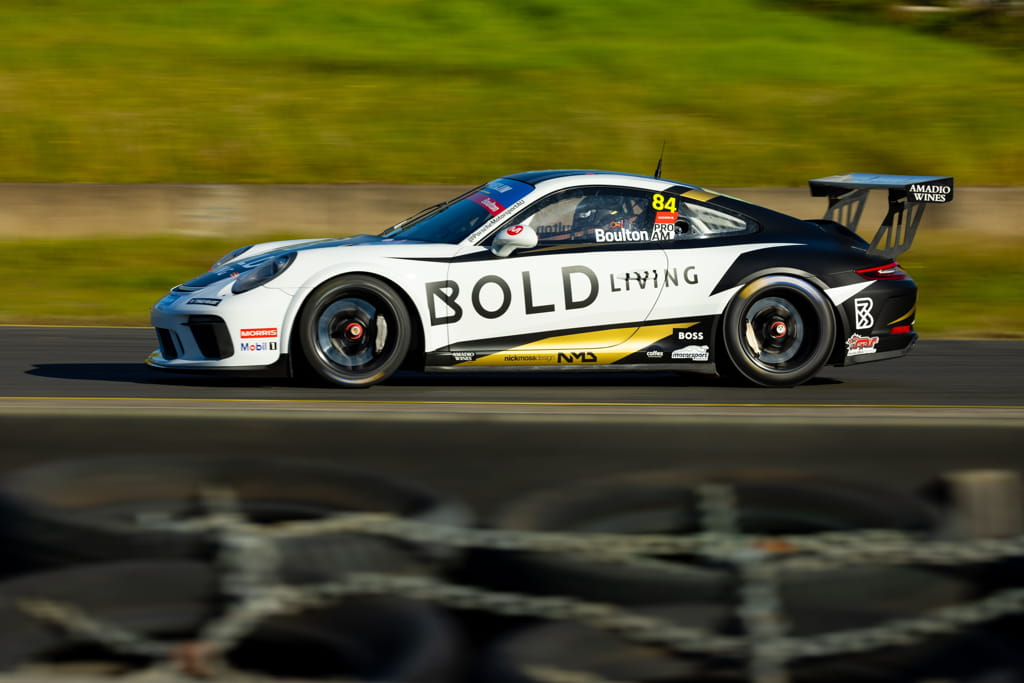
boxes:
[469,192,505,216]
[672,345,710,362]
[611,267,697,293]
[506,225,524,236]
[425,263,702,329]
[557,351,598,364]
[595,228,648,243]
[676,329,705,341]
[846,334,879,356]
[188,297,221,306]
[650,212,679,240]
[240,341,278,351]
[908,183,952,203]
[854,297,874,330]
[503,354,554,362]
[425,266,598,326]
[646,348,664,359]
[240,328,278,339]
[654,210,678,225]
[453,352,475,362]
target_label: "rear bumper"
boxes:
[841,331,917,366]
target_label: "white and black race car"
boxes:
[149,170,952,387]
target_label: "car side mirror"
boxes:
[491,225,538,258]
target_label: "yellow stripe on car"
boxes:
[462,322,697,366]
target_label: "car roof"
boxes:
[503,169,702,192]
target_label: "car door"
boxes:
[433,186,673,358]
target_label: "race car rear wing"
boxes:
[809,173,954,258]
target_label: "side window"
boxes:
[673,199,756,240]
[498,187,658,247]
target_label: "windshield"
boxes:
[379,178,534,244]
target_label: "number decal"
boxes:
[652,193,677,212]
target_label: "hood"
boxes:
[173,234,448,293]
[216,234,386,266]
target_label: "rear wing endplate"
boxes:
[809,173,954,258]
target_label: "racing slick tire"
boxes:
[468,470,974,614]
[298,275,413,387]
[0,561,464,681]
[719,275,836,387]
[0,455,472,581]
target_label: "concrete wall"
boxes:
[0,183,1018,240]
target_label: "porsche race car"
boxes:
[148,170,953,387]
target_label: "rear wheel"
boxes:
[720,275,835,387]
[299,275,412,387]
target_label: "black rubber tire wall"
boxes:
[478,603,1024,683]
[468,470,974,613]
[0,455,472,580]
[0,561,463,681]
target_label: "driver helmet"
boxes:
[572,194,630,236]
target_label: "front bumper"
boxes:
[148,286,294,370]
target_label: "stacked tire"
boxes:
[0,455,473,680]
[464,470,1010,682]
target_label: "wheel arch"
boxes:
[716,271,840,386]
[716,267,848,368]
[285,270,426,376]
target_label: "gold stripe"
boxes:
[463,322,694,367]
[681,189,719,202]
[888,306,916,326]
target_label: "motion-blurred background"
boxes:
[0,0,1021,336]
[1,4,1023,680]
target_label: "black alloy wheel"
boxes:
[299,275,413,387]
[720,275,836,387]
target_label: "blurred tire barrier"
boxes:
[3,466,1024,681]
[0,561,464,681]
[467,470,974,614]
[922,469,1024,597]
[929,469,1024,540]
[477,603,1024,682]
[0,455,473,581]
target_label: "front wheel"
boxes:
[719,275,835,387]
[298,275,412,387]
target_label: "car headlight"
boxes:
[231,253,296,294]
[210,245,253,271]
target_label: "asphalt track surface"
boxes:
[2,325,1022,516]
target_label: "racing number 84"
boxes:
[652,193,677,212]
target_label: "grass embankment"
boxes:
[0,0,1021,185]
[3,233,1020,339]
[1,1,1020,335]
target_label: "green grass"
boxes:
[0,0,1022,185]
[2,233,1020,339]
[900,232,1024,339]
[1,1,1019,336]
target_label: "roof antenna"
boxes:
[654,141,666,179]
